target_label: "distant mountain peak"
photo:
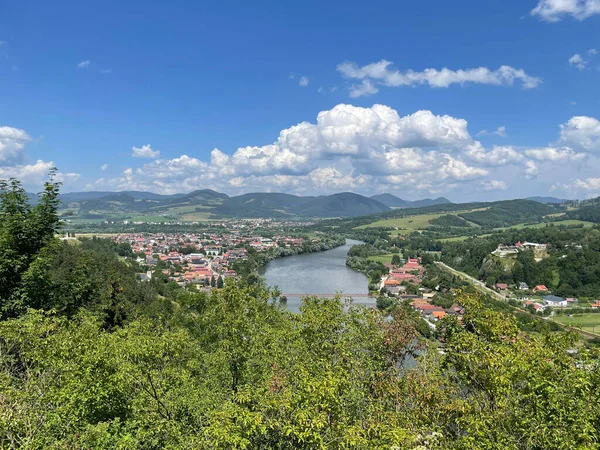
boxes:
[371,193,451,209]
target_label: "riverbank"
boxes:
[260,239,373,313]
[234,235,346,278]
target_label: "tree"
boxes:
[217,275,224,289]
[391,254,401,266]
[0,171,61,317]
[210,275,216,288]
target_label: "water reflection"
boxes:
[261,239,375,313]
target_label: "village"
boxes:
[380,257,465,328]
[108,231,308,290]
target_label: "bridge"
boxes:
[281,293,374,298]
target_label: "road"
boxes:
[435,261,507,302]
[435,262,600,339]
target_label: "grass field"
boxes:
[495,219,595,231]
[438,236,471,243]
[358,213,445,230]
[436,219,596,242]
[367,254,398,264]
[553,313,600,335]
[75,233,121,238]
[357,210,485,233]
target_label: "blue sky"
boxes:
[1,0,599,201]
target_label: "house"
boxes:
[533,285,549,293]
[432,311,446,320]
[519,282,529,291]
[525,300,545,312]
[137,271,153,282]
[591,301,600,309]
[496,283,509,291]
[566,298,578,304]
[543,295,567,308]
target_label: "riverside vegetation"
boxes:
[1,174,600,449]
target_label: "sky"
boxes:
[1,0,599,202]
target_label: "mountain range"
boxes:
[48,189,575,221]
[58,189,416,220]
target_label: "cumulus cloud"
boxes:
[132,144,160,159]
[90,104,494,195]
[0,160,79,186]
[524,146,585,161]
[532,0,600,21]
[464,144,525,166]
[0,125,79,188]
[100,164,109,171]
[299,76,309,87]
[0,126,31,165]
[86,104,596,198]
[77,60,91,69]
[524,160,539,179]
[553,177,600,197]
[575,177,600,191]
[558,116,600,152]
[480,180,508,191]
[337,60,541,96]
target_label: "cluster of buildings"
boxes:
[410,298,465,324]
[382,258,425,294]
[109,231,308,288]
[491,241,548,258]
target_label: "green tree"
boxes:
[217,275,224,289]
[0,171,61,317]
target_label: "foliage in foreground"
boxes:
[1,289,599,449]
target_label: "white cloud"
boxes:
[464,144,525,166]
[569,53,587,69]
[589,48,598,55]
[0,160,79,187]
[524,146,585,161]
[480,180,508,191]
[349,79,379,98]
[77,60,91,69]
[337,60,541,96]
[494,126,507,137]
[0,126,31,166]
[100,164,109,171]
[575,177,600,190]
[132,144,160,159]
[558,116,600,152]
[87,104,600,198]
[477,126,507,137]
[101,69,112,74]
[438,156,488,181]
[299,76,309,87]
[524,160,539,179]
[532,0,600,21]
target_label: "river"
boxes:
[261,238,375,313]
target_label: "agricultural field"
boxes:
[553,313,600,336]
[495,219,595,231]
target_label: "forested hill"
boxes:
[58,189,392,219]
[370,193,451,209]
